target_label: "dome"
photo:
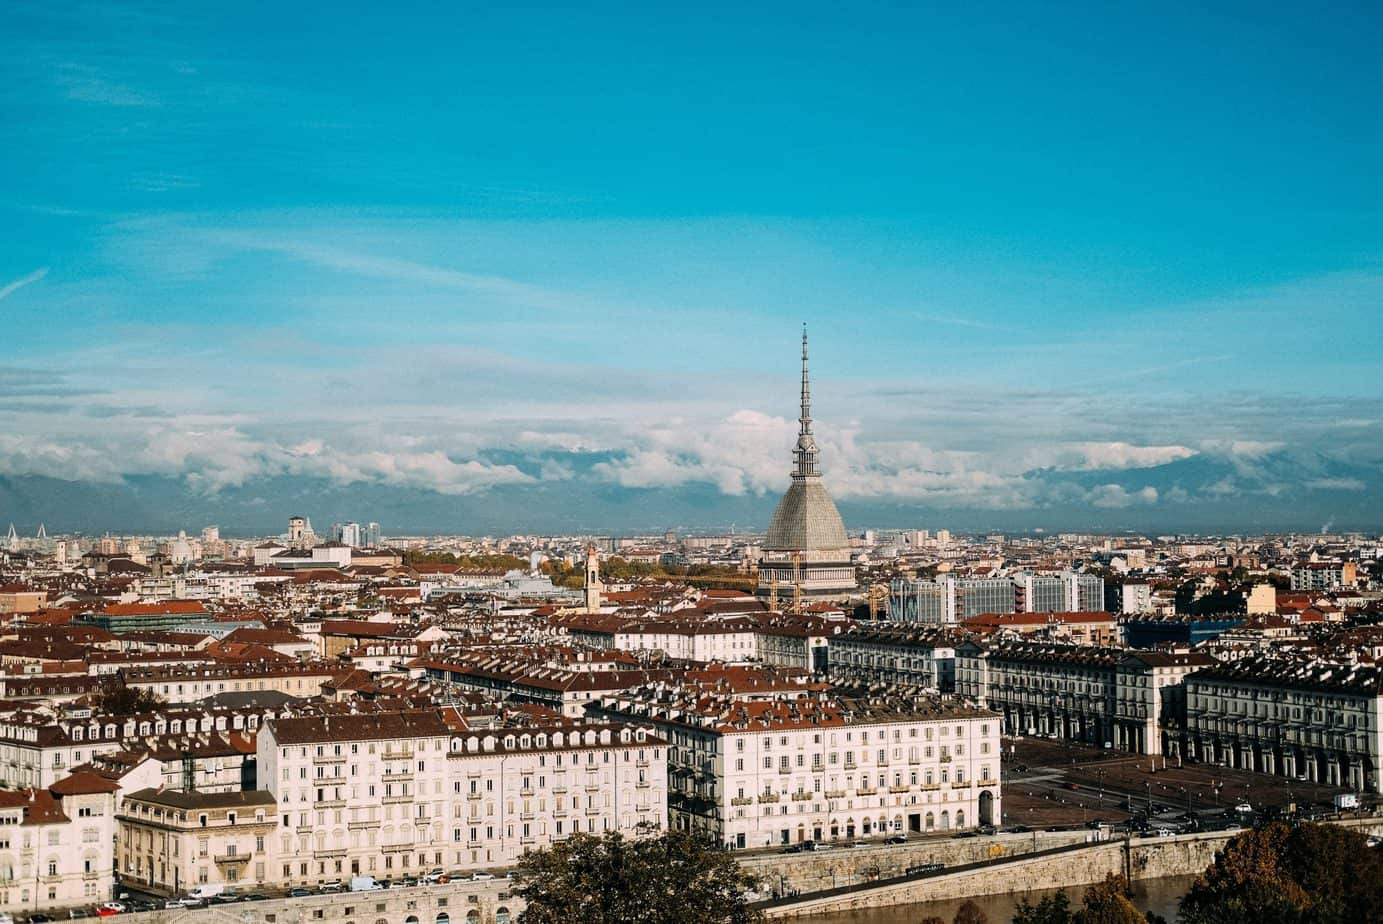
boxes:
[764,480,849,551]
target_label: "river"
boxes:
[799,874,1196,923]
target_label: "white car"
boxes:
[1233,803,1252,813]
[470,872,495,881]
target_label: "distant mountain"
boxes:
[0,448,1378,537]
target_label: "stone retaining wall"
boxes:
[763,817,1383,918]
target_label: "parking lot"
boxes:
[999,736,1356,831]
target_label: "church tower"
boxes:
[584,546,604,613]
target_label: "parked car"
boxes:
[422,869,446,884]
[95,905,123,918]
[1233,803,1253,813]
[884,835,907,845]
[469,872,495,881]
[320,880,344,894]
[850,841,867,849]
[287,888,314,898]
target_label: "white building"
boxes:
[594,687,1001,850]
[257,709,666,886]
[0,772,119,916]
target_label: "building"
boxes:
[1184,657,1382,792]
[594,686,1001,849]
[257,709,666,885]
[1290,562,1357,591]
[117,789,278,896]
[0,772,119,916]
[886,577,1017,626]
[757,330,856,600]
[1122,615,1244,649]
[827,625,961,691]
[963,611,1118,647]
[956,641,1214,755]
[0,584,47,614]
[1106,582,1153,615]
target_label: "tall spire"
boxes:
[793,325,820,481]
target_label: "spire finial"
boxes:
[792,325,819,480]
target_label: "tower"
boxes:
[288,515,307,548]
[757,327,857,599]
[584,546,604,614]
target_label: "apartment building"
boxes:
[0,772,119,916]
[117,789,278,896]
[956,641,1213,755]
[1290,562,1358,591]
[1184,657,1382,793]
[594,686,1001,849]
[827,625,961,691]
[256,709,666,886]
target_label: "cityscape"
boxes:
[4,3,1382,924]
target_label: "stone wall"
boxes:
[764,818,1383,918]
[104,881,522,924]
[740,829,1094,895]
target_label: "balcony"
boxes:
[213,851,252,864]
[729,797,753,806]
[382,794,414,805]
[856,787,878,796]
[347,820,379,830]
[950,781,972,790]
[843,760,857,770]
[777,766,791,774]
[757,793,780,804]
[888,785,910,794]
[314,754,346,765]
[635,780,650,789]
[551,785,567,794]
[824,789,846,799]
[790,791,811,802]
[466,792,482,801]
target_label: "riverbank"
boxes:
[798,874,1198,923]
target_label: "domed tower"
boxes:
[757,328,857,601]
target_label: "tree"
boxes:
[1179,822,1383,924]
[511,830,764,924]
[1013,892,1073,924]
[1075,876,1146,924]
[919,917,948,924]
[91,676,165,716]
[953,900,989,924]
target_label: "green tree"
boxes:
[512,830,763,924]
[954,900,989,924]
[1075,876,1146,924]
[91,676,165,716]
[1013,891,1073,924]
[1179,822,1383,924]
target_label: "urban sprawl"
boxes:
[0,336,1380,920]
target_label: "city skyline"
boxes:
[3,2,1383,533]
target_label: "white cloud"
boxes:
[1089,485,1159,509]
[0,267,49,302]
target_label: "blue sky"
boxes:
[2,1,1382,531]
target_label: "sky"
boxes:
[2,1,1382,535]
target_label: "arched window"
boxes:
[495,910,510,924]
[925,812,935,830]
[465,913,479,924]
[435,914,449,924]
